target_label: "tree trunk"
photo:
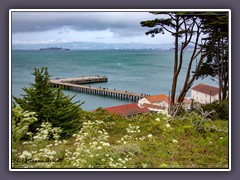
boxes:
[169,16,179,115]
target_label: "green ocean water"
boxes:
[11,49,215,110]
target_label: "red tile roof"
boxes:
[192,83,219,96]
[143,94,190,105]
[101,103,149,117]
[145,94,169,103]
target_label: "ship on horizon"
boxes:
[40,47,70,51]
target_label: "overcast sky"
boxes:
[11,11,174,45]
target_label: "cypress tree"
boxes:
[140,12,229,114]
[13,67,83,137]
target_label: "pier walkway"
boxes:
[55,75,108,84]
[50,76,147,102]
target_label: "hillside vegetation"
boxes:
[12,106,228,169]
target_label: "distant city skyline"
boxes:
[11,11,175,47]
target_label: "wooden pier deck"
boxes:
[57,75,108,84]
[50,76,147,102]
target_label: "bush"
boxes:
[201,99,229,120]
[12,106,37,142]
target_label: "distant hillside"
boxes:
[12,41,174,50]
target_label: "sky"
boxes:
[11,11,174,46]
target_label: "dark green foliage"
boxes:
[196,12,229,101]
[95,107,109,115]
[13,67,83,137]
[201,99,229,120]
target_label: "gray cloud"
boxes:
[11,11,156,37]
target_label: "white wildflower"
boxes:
[118,158,123,162]
[147,134,153,138]
[166,124,171,128]
[73,152,80,156]
[97,146,102,150]
[167,114,171,118]
[26,132,32,135]
[19,151,32,159]
[102,142,110,147]
[92,142,98,145]
[172,139,178,143]
[155,118,160,121]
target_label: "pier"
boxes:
[50,76,147,102]
[57,75,108,84]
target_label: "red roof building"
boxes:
[191,83,219,104]
[94,103,149,117]
[138,94,169,109]
[144,94,169,104]
[139,95,192,113]
[192,83,219,96]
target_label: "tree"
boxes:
[196,13,229,101]
[140,12,225,115]
[13,67,83,137]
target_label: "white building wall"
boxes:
[158,101,169,110]
[191,89,219,104]
[213,94,219,102]
[138,98,150,107]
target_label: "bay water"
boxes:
[11,49,215,111]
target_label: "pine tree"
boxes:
[13,67,83,137]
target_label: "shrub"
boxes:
[12,106,37,142]
[201,99,229,120]
[64,120,136,168]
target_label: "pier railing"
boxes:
[50,76,147,102]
